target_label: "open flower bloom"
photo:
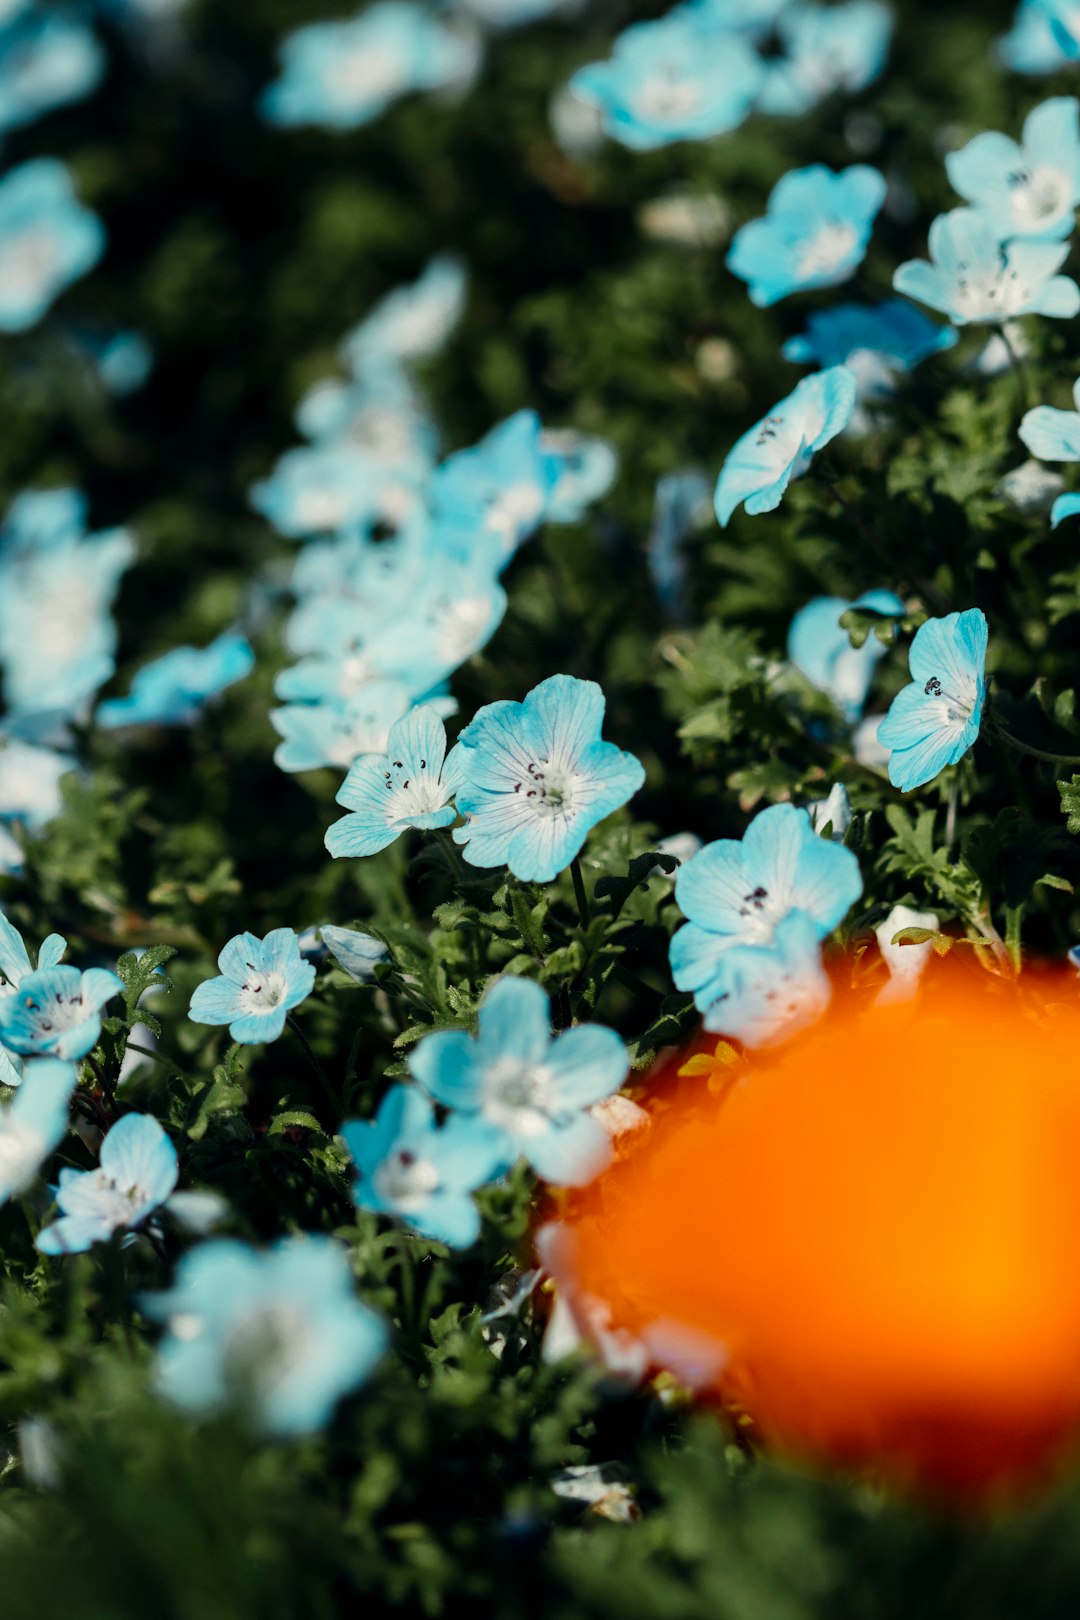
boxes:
[894,207,1080,324]
[0,158,105,334]
[757,0,892,117]
[877,608,988,791]
[727,164,887,308]
[409,976,628,1187]
[325,704,463,858]
[188,928,316,1044]
[142,1236,387,1436]
[714,366,857,526]
[96,633,254,729]
[343,1085,507,1247]
[787,587,903,721]
[0,964,123,1061]
[452,674,645,883]
[0,1058,75,1204]
[946,97,1080,241]
[782,299,957,427]
[37,1112,178,1255]
[0,913,67,1086]
[567,13,763,151]
[670,802,863,1033]
[551,963,1080,1501]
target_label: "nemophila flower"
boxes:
[410,976,628,1186]
[782,299,957,428]
[432,410,561,567]
[0,914,66,1087]
[325,705,463,858]
[999,0,1077,72]
[0,12,104,135]
[853,711,890,770]
[188,929,315,1045]
[270,679,434,774]
[1051,493,1080,526]
[343,1085,506,1246]
[994,458,1064,514]
[567,13,763,152]
[877,608,989,792]
[0,735,74,844]
[541,431,619,524]
[893,208,1080,324]
[728,166,887,308]
[703,909,834,1045]
[37,1112,178,1256]
[452,675,645,883]
[646,469,710,617]
[670,802,863,1018]
[1020,377,1080,526]
[0,159,104,333]
[251,439,425,542]
[0,1058,75,1206]
[714,366,857,527]
[341,255,467,373]
[0,964,123,1061]
[260,3,477,131]
[787,587,904,720]
[875,904,939,1006]
[757,0,893,117]
[97,633,254,730]
[946,98,1080,242]
[0,484,85,553]
[807,782,852,840]
[321,926,388,982]
[142,1236,387,1436]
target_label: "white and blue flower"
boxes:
[876,608,989,792]
[342,1085,506,1247]
[714,365,857,527]
[782,299,957,428]
[0,10,104,137]
[946,98,1080,241]
[728,165,887,308]
[409,976,628,1186]
[0,964,122,1061]
[787,587,904,720]
[326,704,463,858]
[894,207,1080,324]
[699,908,834,1045]
[0,1058,75,1205]
[1019,376,1080,525]
[142,1236,387,1436]
[452,675,645,883]
[0,159,104,333]
[320,926,388,982]
[757,0,893,117]
[188,929,316,1045]
[37,1112,178,1256]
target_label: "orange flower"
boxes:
[554,961,1080,1502]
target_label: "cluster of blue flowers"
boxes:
[567,0,892,151]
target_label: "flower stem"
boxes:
[570,857,591,927]
[991,723,1080,766]
[997,322,1031,410]
[286,1014,339,1127]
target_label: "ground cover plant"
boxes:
[4,0,1080,1614]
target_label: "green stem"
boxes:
[997,322,1031,409]
[286,1014,339,1126]
[1004,903,1025,974]
[123,1039,187,1075]
[991,723,1080,766]
[570,857,591,927]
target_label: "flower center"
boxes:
[383,752,444,817]
[373,1147,441,1210]
[921,671,978,728]
[483,1056,554,1136]
[512,759,574,818]
[952,254,1030,321]
[2,226,57,302]
[85,1168,156,1228]
[222,1302,313,1398]
[1008,164,1068,224]
[237,968,288,1015]
[635,62,703,124]
[21,987,85,1034]
[327,42,405,107]
[796,220,859,281]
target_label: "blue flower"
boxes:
[188,929,316,1045]
[326,704,462,858]
[782,300,957,428]
[946,98,1080,241]
[97,634,254,730]
[251,440,425,542]
[670,802,863,1020]
[37,1112,178,1256]
[341,255,467,374]
[756,0,893,117]
[714,366,857,527]
[0,12,104,137]
[699,909,834,1044]
[567,12,763,151]
[409,976,628,1186]
[270,680,434,775]
[1051,493,1080,527]
[142,1236,387,1436]
[787,587,904,721]
[432,410,561,568]
[0,499,134,722]
[1018,378,1080,522]
[452,675,645,883]
[0,965,121,1061]
[876,608,988,792]
[894,207,1080,324]
[343,1085,506,1246]
[260,3,477,131]
[321,926,388,982]
[0,159,104,333]
[646,470,711,617]
[999,0,1077,73]
[728,165,887,308]
[0,910,66,1086]
[0,1058,75,1204]
[541,431,619,524]
[0,736,74,852]
[91,329,154,397]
